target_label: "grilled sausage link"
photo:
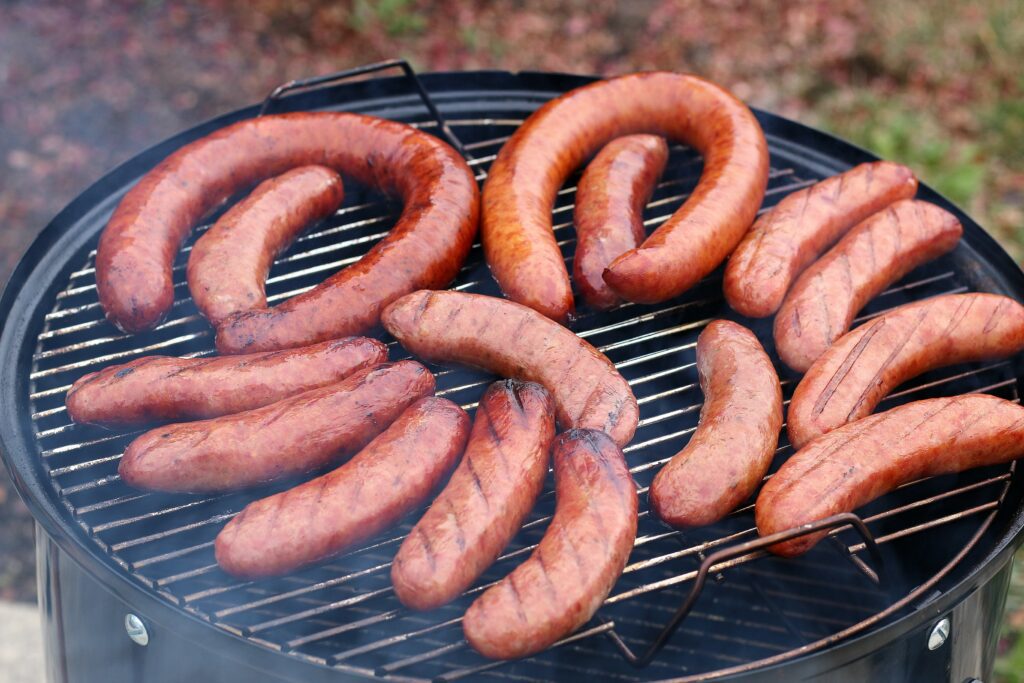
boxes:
[788,293,1024,449]
[649,321,782,528]
[724,161,918,318]
[758,394,1024,556]
[119,360,434,492]
[392,380,556,610]
[774,200,962,372]
[187,166,344,327]
[463,429,638,660]
[66,336,386,428]
[96,112,479,338]
[381,290,638,447]
[482,72,768,323]
[215,397,469,578]
[573,135,668,311]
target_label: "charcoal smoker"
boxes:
[1,63,1022,683]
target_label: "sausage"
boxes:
[215,397,469,578]
[118,360,434,493]
[392,380,556,610]
[187,166,344,327]
[724,161,919,318]
[95,112,479,338]
[482,72,768,323]
[463,429,638,660]
[787,293,1024,449]
[381,290,638,446]
[573,135,668,311]
[649,320,782,528]
[757,394,1024,556]
[65,336,386,428]
[774,200,962,372]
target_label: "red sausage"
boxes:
[95,113,479,338]
[787,293,1024,449]
[65,336,386,428]
[118,360,434,493]
[215,397,469,578]
[463,429,638,660]
[774,200,962,372]
[724,161,919,318]
[381,290,638,447]
[482,72,768,323]
[649,320,782,528]
[757,394,1024,556]
[573,135,668,310]
[392,380,556,610]
[187,166,344,327]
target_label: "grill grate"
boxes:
[24,106,1020,682]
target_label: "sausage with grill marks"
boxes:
[66,336,387,428]
[724,161,919,318]
[787,293,1024,449]
[463,429,638,660]
[118,360,434,493]
[392,380,556,610]
[216,397,469,578]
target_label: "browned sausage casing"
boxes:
[187,165,344,327]
[118,360,434,493]
[392,380,556,610]
[463,429,638,660]
[95,113,479,338]
[788,293,1024,449]
[381,290,638,446]
[573,135,668,311]
[724,161,919,318]
[215,397,469,578]
[482,72,768,323]
[649,320,781,528]
[774,200,962,372]
[66,336,386,428]
[757,394,1024,556]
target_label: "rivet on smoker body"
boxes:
[125,613,149,646]
[927,617,950,650]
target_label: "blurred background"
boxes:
[0,0,1022,679]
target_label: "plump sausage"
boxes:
[724,161,919,318]
[187,166,344,327]
[215,397,469,578]
[95,112,479,338]
[649,320,782,528]
[381,290,638,447]
[463,429,638,660]
[65,336,386,428]
[482,72,768,323]
[118,360,434,493]
[392,380,556,610]
[788,293,1024,449]
[573,135,668,311]
[758,394,1024,556]
[774,200,962,372]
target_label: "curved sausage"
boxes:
[392,380,556,610]
[119,360,434,493]
[463,429,638,660]
[788,293,1024,449]
[573,135,668,311]
[757,394,1024,556]
[95,112,479,338]
[649,320,782,528]
[215,397,469,578]
[774,200,962,372]
[187,166,344,327]
[66,336,386,428]
[724,161,919,318]
[381,290,638,446]
[482,72,768,323]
